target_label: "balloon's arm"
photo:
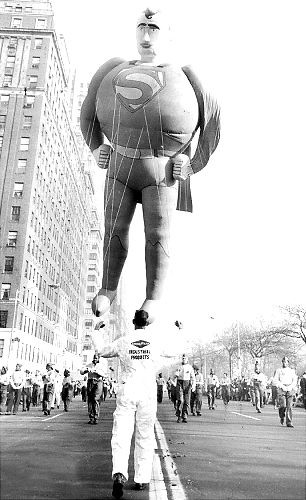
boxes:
[182,65,221,174]
[80,57,125,152]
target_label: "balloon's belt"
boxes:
[112,143,174,159]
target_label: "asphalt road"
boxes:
[0,396,305,500]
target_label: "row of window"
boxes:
[10,17,47,29]
[0,115,32,131]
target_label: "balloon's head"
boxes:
[136,7,170,62]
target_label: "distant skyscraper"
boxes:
[0,0,100,372]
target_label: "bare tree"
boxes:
[274,306,306,344]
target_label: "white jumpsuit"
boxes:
[99,329,163,483]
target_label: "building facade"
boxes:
[0,0,99,373]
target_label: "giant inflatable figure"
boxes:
[80,8,220,324]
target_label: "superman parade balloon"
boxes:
[80,8,220,324]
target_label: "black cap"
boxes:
[133,309,149,327]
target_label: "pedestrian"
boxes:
[300,372,306,410]
[207,369,219,410]
[251,365,267,414]
[61,369,74,412]
[42,363,55,416]
[0,366,10,414]
[102,376,110,402]
[32,370,43,406]
[220,373,231,406]
[6,363,25,415]
[80,353,104,424]
[275,356,298,427]
[22,369,32,412]
[175,354,195,423]
[95,309,181,499]
[156,373,165,403]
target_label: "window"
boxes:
[89,253,97,260]
[25,7,32,13]
[0,137,3,149]
[28,76,38,89]
[0,95,9,106]
[17,159,27,169]
[15,6,22,12]
[24,95,34,108]
[35,18,46,29]
[85,320,93,328]
[4,256,14,273]
[11,206,21,221]
[13,182,24,198]
[6,56,15,68]
[0,339,4,357]
[23,116,32,129]
[3,75,13,87]
[8,38,17,48]
[0,115,6,130]
[20,137,30,150]
[1,284,11,300]
[11,18,22,28]
[87,286,95,293]
[7,231,17,247]
[34,38,43,49]
[0,311,8,329]
[31,57,40,68]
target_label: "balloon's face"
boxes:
[136,21,169,60]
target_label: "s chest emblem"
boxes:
[113,67,165,112]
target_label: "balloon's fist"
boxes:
[172,154,193,181]
[92,144,113,169]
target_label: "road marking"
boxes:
[152,419,187,500]
[41,413,64,422]
[231,411,261,421]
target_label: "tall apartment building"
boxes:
[0,0,97,372]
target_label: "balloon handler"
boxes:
[80,8,220,324]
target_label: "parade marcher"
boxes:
[81,376,87,402]
[207,369,219,410]
[22,369,32,412]
[275,356,298,427]
[156,373,165,403]
[111,380,118,399]
[80,354,104,424]
[220,372,231,406]
[0,366,10,414]
[42,363,55,416]
[94,309,184,499]
[175,354,195,423]
[31,370,43,407]
[61,369,74,412]
[51,369,62,410]
[252,365,267,414]
[300,372,306,410]
[190,367,204,416]
[102,376,110,402]
[6,363,25,415]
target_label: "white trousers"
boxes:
[111,382,157,483]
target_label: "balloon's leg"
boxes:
[91,289,117,317]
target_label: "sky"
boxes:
[52,0,306,339]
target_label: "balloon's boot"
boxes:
[139,299,160,325]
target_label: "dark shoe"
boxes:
[44,411,48,415]
[286,423,294,428]
[47,410,51,415]
[88,420,93,424]
[112,473,126,499]
[177,417,181,423]
[92,419,98,425]
[197,412,201,416]
[182,418,187,423]
[257,409,262,413]
[22,409,26,412]
[192,412,196,416]
[280,418,284,425]
[134,483,147,491]
[212,406,215,410]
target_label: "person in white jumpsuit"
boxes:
[96,309,180,499]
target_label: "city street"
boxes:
[1,396,305,500]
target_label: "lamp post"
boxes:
[237,321,242,379]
